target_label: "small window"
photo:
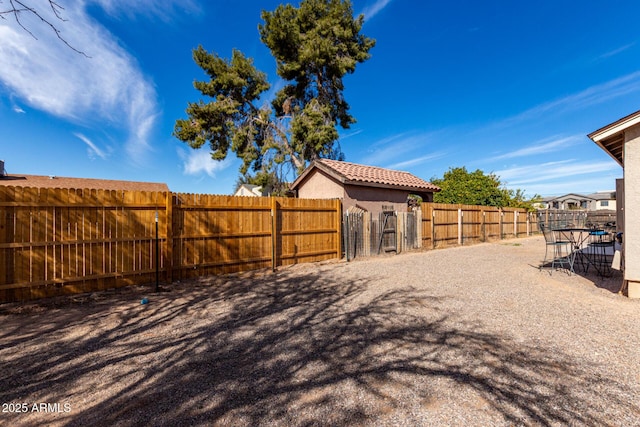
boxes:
[601,201,609,207]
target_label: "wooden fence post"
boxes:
[458,208,463,245]
[482,210,486,242]
[335,199,342,260]
[165,191,173,283]
[499,208,503,240]
[271,197,277,272]
[432,208,436,249]
[514,211,518,238]
[416,208,422,249]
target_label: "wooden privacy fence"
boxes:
[0,186,167,303]
[420,203,537,249]
[171,194,341,281]
[341,203,535,261]
[0,186,341,303]
[0,184,536,303]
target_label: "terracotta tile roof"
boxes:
[293,159,440,192]
[0,174,169,192]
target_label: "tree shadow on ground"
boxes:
[1,270,637,426]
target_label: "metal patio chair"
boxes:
[540,223,573,273]
[580,229,616,277]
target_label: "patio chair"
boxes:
[540,223,572,273]
[580,230,616,277]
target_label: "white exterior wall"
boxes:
[624,127,640,297]
[596,199,616,210]
[236,187,254,196]
[234,186,262,197]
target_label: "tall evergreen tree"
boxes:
[174,0,374,191]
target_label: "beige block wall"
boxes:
[295,168,434,215]
[343,185,410,213]
[624,127,640,297]
[296,170,345,200]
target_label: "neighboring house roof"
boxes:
[588,109,640,167]
[544,193,594,202]
[291,159,440,193]
[0,174,169,192]
[544,192,616,203]
[586,191,615,201]
[234,184,264,197]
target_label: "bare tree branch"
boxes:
[0,0,90,57]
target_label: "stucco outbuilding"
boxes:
[290,159,440,213]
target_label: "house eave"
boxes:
[588,109,640,167]
[343,180,439,194]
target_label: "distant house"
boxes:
[234,184,265,197]
[586,191,616,211]
[539,192,615,211]
[539,193,594,210]
[0,173,169,192]
[290,159,440,213]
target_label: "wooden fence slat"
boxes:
[4,186,536,303]
[421,203,534,249]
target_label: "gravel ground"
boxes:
[1,236,639,427]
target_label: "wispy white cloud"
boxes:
[12,106,25,114]
[360,131,442,166]
[91,0,201,22]
[487,135,583,161]
[339,129,364,140]
[596,42,636,61]
[514,178,617,198]
[491,71,640,129]
[355,131,454,180]
[494,159,621,197]
[359,132,413,165]
[496,159,620,186]
[386,152,447,170]
[74,132,109,160]
[360,0,394,21]
[261,77,286,108]
[178,147,233,178]
[0,1,163,165]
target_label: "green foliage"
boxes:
[431,167,540,211]
[174,0,374,189]
[431,167,508,207]
[260,0,375,130]
[173,48,269,174]
[505,188,542,212]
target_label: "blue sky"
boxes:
[1,0,638,197]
